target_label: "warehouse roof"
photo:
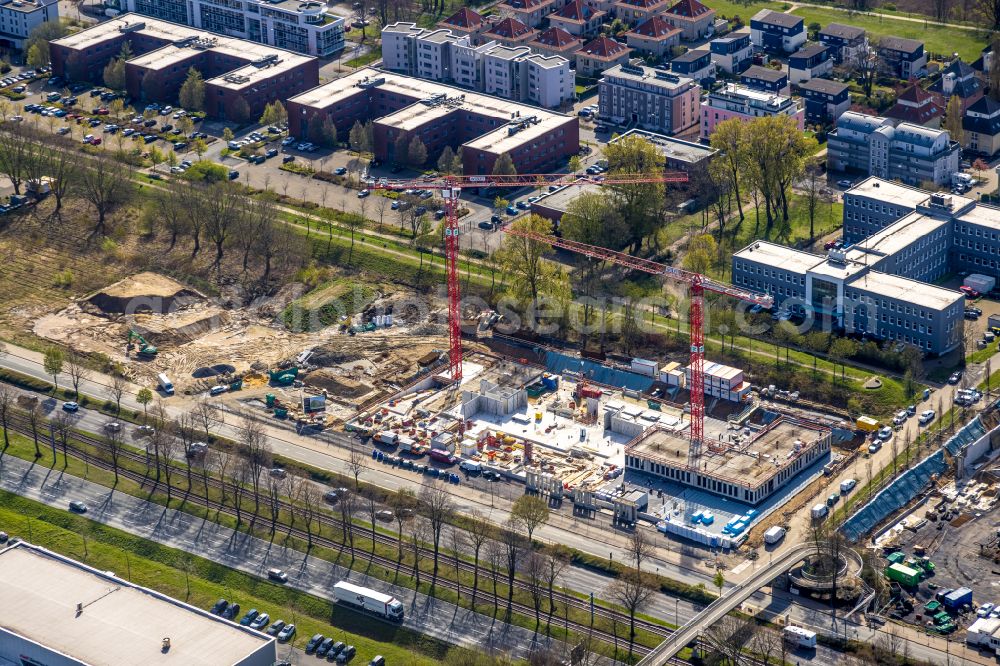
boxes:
[0,542,274,666]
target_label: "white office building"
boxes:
[0,0,57,51]
[121,0,345,56]
[450,39,496,89]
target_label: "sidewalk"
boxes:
[0,453,563,661]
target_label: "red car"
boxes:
[95,107,109,115]
[960,285,980,298]
[90,137,102,145]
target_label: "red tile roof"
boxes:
[886,84,943,124]
[533,27,581,49]
[581,36,629,58]
[554,0,600,21]
[665,0,712,18]
[440,7,483,29]
[485,17,535,38]
[628,16,682,39]
[506,0,546,9]
[896,83,934,105]
[616,0,668,8]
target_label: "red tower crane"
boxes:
[370,169,770,461]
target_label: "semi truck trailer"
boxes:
[333,581,404,622]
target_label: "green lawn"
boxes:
[345,46,382,68]
[0,490,448,666]
[791,6,986,61]
[707,0,782,19]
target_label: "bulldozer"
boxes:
[127,330,157,358]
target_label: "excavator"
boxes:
[127,330,157,358]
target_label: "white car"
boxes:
[979,603,995,618]
[209,385,228,396]
[868,441,882,454]
[840,478,857,493]
[877,426,893,440]
[892,410,908,425]
[919,409,935,425]
[104,421,122,432]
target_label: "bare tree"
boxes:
[364,491,379,554]
[346,446,367,489]
[105,426,124,485]
[450,525,465,599]
[391,488,417,563]
[78,149,135,238]
[339,488,357,556]
[500,520,524,621]
[108,373,126,416]
[411,518,430,588]
[53,410,72,467]
[177,412,197,491]
[236,415,271,515]
[202,182,244,272]
[511,494,549,544]
[607,571,657,658]
[625,529,654,572]
[66,352,89,402]
[45,134,80,215]
[542,551,569,616]
[485,537,504,615]
[466,509,493,606]
[851,42,881,100]
[300,482,320,550]
[523,550,546,628]
[703,615,758,666]
[0,384,13,453]
[194,401,217,442]
[213,449,231,505]
[419,483,455,585]
[232,453,251,524]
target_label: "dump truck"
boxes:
[886,563,921,587]
[333,581,404,622]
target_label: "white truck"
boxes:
[783,626,817,648]
[459,460,481,473]
[157,373,174,396]
[375,431,398,445]
[763,526,786,545]
[333,581,404,622]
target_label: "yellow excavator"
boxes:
[127,330,157,358]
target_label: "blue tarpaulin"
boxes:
[543,351,656,392]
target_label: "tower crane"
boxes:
[370,168,769,460]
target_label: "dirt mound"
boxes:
[86,272,204,314]
[305,369,375,399]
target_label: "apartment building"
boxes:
[798,77,849,124]
[670,49,714,84]
[576,35,629,77]
[51,15,318,119]
[709,29,751,74]
[0,0,57,51]
[827,110,960,187]
[877,36,926,79]
[787,42,832,84]
[121,0,344,56]
[285,68,579,175]
[700,84,804,140]
[530,26,583,60]
[548,0,605,38]
[613,0,671,25]
[963,96,1000,157]
[380,23,572,109]
[740,65,788,95]
[818,22,865,64]
[883,83,943,128]
[749,9,805,54]
[598,62,700,135]
[662,0,715,41]
[624,16,681,59]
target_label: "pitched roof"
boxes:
[964,95,1000,135]
[440,7,483,29]
[790,43,829,60]
[627,16,682,39]
[505,0,546,9]
[616,0,668,9]
[818,23,865,40]
[878,36,923,53]
[885,85,943,124]
[741,65,787,83]
[665,0,713,18]
[798,78,849,96]
[580,36,629,58]
[671,48,709,63]
[553,0,601,21]
[533,26,581,49]
[941,59,976,78]
[896,83,935,105]
[484,17,534,38]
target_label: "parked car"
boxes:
[104,421,122,432]
[316,637,336,657]
[919,409,936,425]
[210,599,229,615]
[282,154,294,163]
[837,179,853,188]
[334,167,347,175]
[249,612,270,630]
[222,603,240,620]
[265,620,285,636]
[358,189,370,198]
[336,645,357,663]
[277,623,296,642]
[265,148,278,158]
[305,634,325,654]
[323,490,339,504]
[948,371,963,385]
[375,510,394,522]
[239,609,259,626]
[877,426,893,440]
[960,285,980,298]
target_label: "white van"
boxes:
[459,460,481,473]
[157,373,174,395]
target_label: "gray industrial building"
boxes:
[732,177,981,355]
[0,541,277,666]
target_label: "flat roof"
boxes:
[375,100,455,132]
[532,181,604,213]
[845,176,934,208]
[733,240,821,274]
[629,417,827,488]
[464,112,576,154]
[601,63,695,91]
[807,255,870,281]
[53,15,192,51]
[0,543,273,666]
[126,43,202,70]
[742,65,786,82]
[615,128,716,164]
[0,0,49,13]
[853,271,961,309]
[851,210,951,258]
[956,204,1000,232]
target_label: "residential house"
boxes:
[549,0,606,38]
[818,23,866,64]
[613,0,671,26]
[883,83,943,128]
[625,16,681,59]
[577,35,630,77]
[662,0,716,41]
[929,59,983,113]
[798,78,850,124]
[827,110,960,186]
[749,9,805,54]
[500,0,564,29]
[482,17,539,46]
[787,42,832,84]
[700,84,804,139]
[598,62,700,134]
[710,30,752,74]
[437,7,486,44]
[740,65,789,95]
[963,96,1000,156]
[877,36,926,79]
[670,49,714,85]
[530,27,583,60]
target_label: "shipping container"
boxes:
[886,563,921,587]
[965,274,996,294]
[856,416,880,432]
[943,587,973,609]
[631,358,658,377]
[376,432,398,445]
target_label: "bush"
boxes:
[52,269,73,288]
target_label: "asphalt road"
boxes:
[0,453,564,662]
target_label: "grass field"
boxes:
[790,6,987,60]
[0,490,450,665]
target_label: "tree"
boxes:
[851,43,880,99]
[511,494,550,544]
[603,132,666,251]
[43,347,63,390]
[407,136,427,167]
[828,337,859,380]
[978,0,1000,31]
[319,116,338,148]
[66,353,89,401]
[108,372,127,416]
[492,152,517,176]
[79,150,135,237]
[259,100,287,126]
[742,115,816,235]
[802,157,825,243]
[390,488,417,562]
[524,550,546,628]
[222,127,234,143]
[26,44,47,70]
[102,46,129,91]
[438,146,456,174]
[25,22,68,71]
[228,97,253,125]
[608,571,656,658]
[625,529,654,572]
[178,68,206,111]
[943,95,964,145]
[106,427,124,484]
[236,415,271,515]
[499,521,524,621]
[192,138,207,159]
[0,385,11,453]
[568,155,582,173]
[703,615,758,666]
[419,483,454,584]
[465,509,493,605]
[136,387,153,421]
[497,214,567,315]
[708,120,747,223]
[683,234,717,274]
[713,569,725,597]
